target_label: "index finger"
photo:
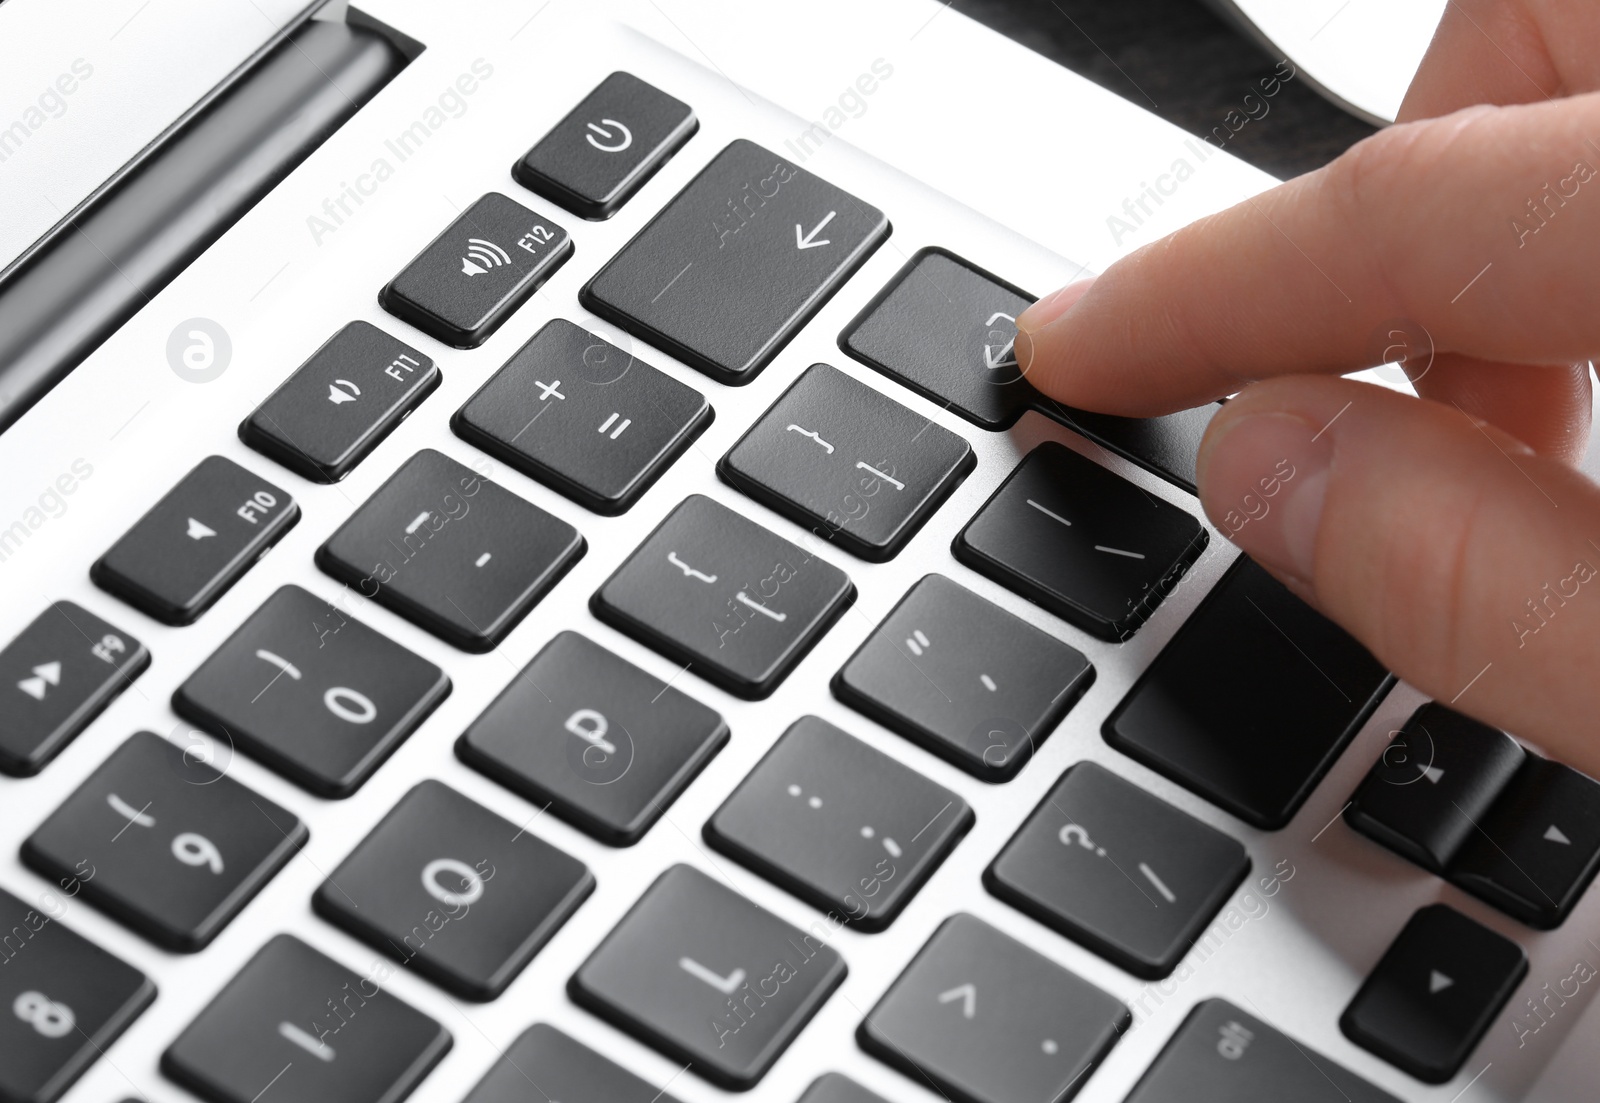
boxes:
[1014,93,1600,417]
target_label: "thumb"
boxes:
[1198,376,1600,775]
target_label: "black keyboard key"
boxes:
[457,630,727,845]
[799,1074,891,1103]
[463,1023,685,1103]
[841,250,1219,490]
[1036,400,1220,497]
[1449,756,1600,927]
[858,913,1126,1103]
[705,715,972,931]
[1346,702,1524,874]
[1105,557,1393,829]
[513,71,697,220]
[581,139,889,384]
[985,762,1248,979]
[21,730,307,951]
[569,863,847,1089]
[0,887,155,1103]
[380,192,572,348]
[91,455,298,625]
[317,448,585,651]
[0,602,148,777]
[841,248,1034,430]
[162,934,451,1103]
[1124,999,1402,1103]
[592,494,853,698]
[953,442,1207,641]
[833,574,1092,781]
[172,585,450,797]
[1340,904,1526,1083]
[453,318,711,514]
[241,322,438,483]
[313,780,593,999]
[719,362,973,560]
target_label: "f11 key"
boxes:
[241,321,438,483]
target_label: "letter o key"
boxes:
[422,858,485,908]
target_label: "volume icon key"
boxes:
[461,238,511,277]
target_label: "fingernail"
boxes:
[1017,278,1096,334]
[1198,411,1333,586]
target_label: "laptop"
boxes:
[1,2,1595,1102]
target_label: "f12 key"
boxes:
[381,193,572,349]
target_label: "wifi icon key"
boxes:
[382,191,572,348]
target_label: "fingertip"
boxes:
[1015,278,1096,400]
[1017,278,1096,335]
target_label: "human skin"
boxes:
[1014,0,1600,775]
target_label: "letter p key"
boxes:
[564,708,615,755]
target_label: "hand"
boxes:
[1015,0,1600,775]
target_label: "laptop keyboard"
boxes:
[4,44,1599,1103]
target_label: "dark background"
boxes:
[961,0,1378,180]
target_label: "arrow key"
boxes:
[861,914,1127,1103]
[1341,904,1526,1083]
[1448,755,1600,927]
[1345,702,1525,874]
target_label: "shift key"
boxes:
[381,192,572,348]
[581,139,889,384]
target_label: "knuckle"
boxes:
[1323,122,1425,218]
